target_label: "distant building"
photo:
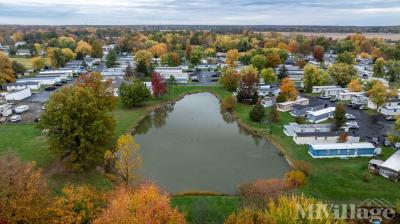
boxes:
[369,150,400,181]
[277,97,309,112]
[16,49,31,56]
[351,95,369,106]
[3,82,41,91]
[377,99,400,116]
[17,76,61,85]
[154,67,189,83]
[312,85,341,94]
[320,87,348,98]
[290,99,327,117]
[308,143,376,159]
[294,131,360,145]
[338,92,365,101]
[4,88,31,101]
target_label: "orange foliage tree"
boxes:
[149,43,168,58]
[279,78,298,101]
[347,79,363,92]
[94,184,186,224]
[226,49,239,67]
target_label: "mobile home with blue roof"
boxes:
[308,143,376,158]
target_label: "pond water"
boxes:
[134,93,289,194]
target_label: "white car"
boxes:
[14,105,29,114]
[346,121,359,129]
[345,113,356,120]
[10,115,21,122]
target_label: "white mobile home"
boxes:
[154,67,189,83]
[351,95,369,105]
[377,100,400,116]
[312,85,341,94]
[369,150,400,181]
[38,70,73,79]
[305,107,336,123]
[277,98,309,112]
[293,131,360,145]
[17,76,61,85]
[4,88,31,101]
[320,87,348,98]
[338,92,365,101]
[3,82,41,91]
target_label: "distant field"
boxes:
[9,57,33,69]
[263,32,400,40]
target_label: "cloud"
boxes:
[0,0,399,25]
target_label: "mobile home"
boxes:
[308,142,376,158]
[305,107,336,123]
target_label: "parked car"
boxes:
[54,82,63,87]
[369,137,380,145]
[45,86,57,91]
[345,113,356,120]
[384,138,391,147]
[385,116,396,121]
[330,97,339,102]
[346,121,359,129]
[14,105,29,114]
[2,109,12,117]
[359,105,367,110]
[394,142,400,149]
[10,115,21,122]
[319,95,331,100]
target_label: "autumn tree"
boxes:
[75,40,92,59]
[135,50,153,76]
[237,66,258,103]
[61,48,76,61]
[0,154,52,223]
[373,57,387,77]
[119,80,151,107]
[347,79,363,92]
[220,96,237,111]
[52,185,107,224]
[219,67,241,91]
[161,52,180,67]
[105,134,142,187]
[250,54,266,71]
[333,103,346,130]
[367,81,397,108]
[226,49,239,67]
[32,56,46,71]
[0,52,15,84]
[39,73,116,170]
[328,63,357,87]
[260,68,276,84]
[151,72,167,97]
[279,78,298,101]
[47,48,66,68]
[270,105,280,123]
[303,64,329,93]
[288,40,298,53]
[149,43,168,58]
[224,209,268,224]
[91,39,103,58]
[313,45,324,62]
[189,46,203,66]
[94,184,186,224]
[265,53,281,68]
[336,51,355,64]
[285,170,306,187]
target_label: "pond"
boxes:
[134,92,290,194]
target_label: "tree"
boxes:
[333,103,346,130]
[237,66,258,103]
[0,154,52,223]
[270,105,280,123]
[106,49,117,68]
[226,49,239,67]
[47,48,66,68]
[259,68,275,85]
[313,45,324,62]
[303,64,329,93]
[277,65,288,79]
[149,43,168,58]
[225,209,268,224]
[124,64,134,79]
[75,40,92,59]
[373,57,387,77]
[12,60,26,76]
[32,56,46,71]
[347,79,363,92]
[336,51,355,64]
[220,96,236,111]
[52,185,107,224]
[91,39,103,58]
[328,63,357,87]
[0,52,15,84]
[151,72,167,97]
[285,170,306,187]
[39,73,116,170]
[288,40,298,53]
[265,53,281,68]
[106,134,142,187]
[135,50,153,76]
[249,101,265,122]
[119,80,151,107]
[189,46,203,66]
[94,184,186,224]
[161,52,180,67]
[250,54,266,71]
[367,81,397,108]
[219,67,240,91]
[279,78,298,101]
[386,60,400,82]
[61,48,76,61]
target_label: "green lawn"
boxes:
[9,57,33,69]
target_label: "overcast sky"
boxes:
[0,0,399,26]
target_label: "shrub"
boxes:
[292,160,312,176]
[295,116,306,124]
[119,80,151,107]
[275,94,287,103]
[220,96,236,111]
[285,170,306,187]
[249,101,265,122]
[269,105,280,123]
[363,171,372,182]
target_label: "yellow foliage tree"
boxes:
[0,52,15,84]
[0,154,52,223]
[226,49,239,67]
[32,56,46,71]
[285,170,306,187]
[62,48,76,61]
[347,79,363,92]
[149,43,168,58]
[75,40,92,57]
[52,185,107,224]
[367,81,397,108]
[94,184,186,224]
[279,78,298,101]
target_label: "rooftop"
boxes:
[310,142,375,150]
[381,150,400,172]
